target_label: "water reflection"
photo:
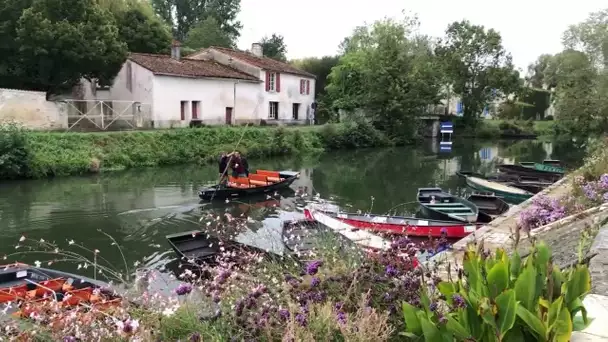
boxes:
[0,139,583,280]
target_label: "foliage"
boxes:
[402,241,592,341]
[497,101,535,120]
[150,0,242,42]
[115,4,172,54]
[0,124,391,179]
[527,54,559,88]
[0,0,127,93]
[184,16,234,50]
[292,56,340,98]
[0,123,31,179]
[562,9,608,68]
[260,33,288,61]
[436,20,521,128]
[326,16,443,142]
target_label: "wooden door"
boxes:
[225,107,233,125]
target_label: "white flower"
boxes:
[19,236,25,242]
[34,261,41,268]
[68,240,75,245]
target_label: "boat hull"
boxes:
[417,188,479,223]
[466,194,510,216]
[198,171,299,200]
[465,177,533,204]
[498,164,562,181]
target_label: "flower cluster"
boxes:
[518,194,569,231]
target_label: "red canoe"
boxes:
[319,211,480,238]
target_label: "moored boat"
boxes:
[417,188,479,223]
[497,164,563,181]
[198,170,300,200]
[465,176,533,204]
[0,263,121,316]
[466,193,510,216]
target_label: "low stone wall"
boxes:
[0,88,68,130]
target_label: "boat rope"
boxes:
[209,100,263,202]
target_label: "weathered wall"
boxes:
[0,88,67,129]
[152,75,261,128]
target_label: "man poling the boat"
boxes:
[231,151,249,177]
[219,152,230,184]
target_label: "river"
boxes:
[0,139,585,283]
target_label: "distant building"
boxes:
[81,42,316,128]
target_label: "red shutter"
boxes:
[265,72,270,91]
[192,101,198,119]
[299,80,303,94]
[180,101,185,120]
[306,80,310,95]
[276,73,281,92]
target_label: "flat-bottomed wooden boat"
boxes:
[466,193,510,216]
[417,188,479,223]
[465,176,534,204]
[198,170,299,200]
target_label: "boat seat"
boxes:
[228,176,253,188]
[256,170,285,183]
[249,174,269,186]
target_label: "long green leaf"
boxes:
[463,250,481,292]
[487,261,509,298]
[418,311,443,342]
[514,267,537,311]
[445,314,471,340]
[572,315,594,332]
[495,290,517,338]
[516,303,547,339]
[547,296,564,331]
[552,306,573,342]
[402,302,423,335]
[568,298,589,329]
[437,281,456,298]
[566,265,591,306]
[510,251,521,281]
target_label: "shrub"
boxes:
[0,123,32,179]
[402,241,592,341]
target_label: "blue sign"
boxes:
[440,144,452,153]
[456,101,463,115]
[440,122,453,134]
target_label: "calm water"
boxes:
[0,139,585,282]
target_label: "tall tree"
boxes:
[326,17,443,141]
[3,0,127,93]
[150,0,241,42]
[291,56,339,97]
[526,54,556,88]
[184,16,234,50]
[562,9,608,68]
[117,5,172,54]
[436,20,520,128]
[260,34,287,61]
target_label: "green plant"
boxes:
[402,241,592,341]
[0,123,32,179]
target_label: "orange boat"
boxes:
[199,170,300,200]
[0,263,122,318]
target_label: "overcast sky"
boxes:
[236,0,605,72]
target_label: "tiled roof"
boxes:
[209,47,316,78]
[128,53,260,81]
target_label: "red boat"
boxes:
[321,211,481,238]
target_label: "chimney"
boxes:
[171,40,181,60]
[251,43,263,57]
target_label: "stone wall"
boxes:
[0,88,68,130]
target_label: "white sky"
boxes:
[237,0,606,72]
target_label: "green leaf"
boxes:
[437,282,457,298]
[552,265,565,298]
[463,250,482,292]
[568,298,588,328]
[487,261,509,298]
[514,267,537,310]
[503,328,524,342]
[516,303,547,339]
[463,293,484,339]
[418,311,443,342]
[402,301,423,335]
[478,297,498,329]
[547,296,564,331]
[445,314,471,340]
[572,315,594,331]
[495,290,517,338]
[552,306,573,342]
[566,265,591,306]
[510,251,521,281]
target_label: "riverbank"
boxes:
[459,118,555,140]
[0,122,391,179]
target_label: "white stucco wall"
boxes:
[0,88,67,130]
[152,76,261,128]
[261,71,315,123]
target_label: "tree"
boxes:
[185,16,234,50]
[3,0,127,93]
[117,6,172,54]
[291,56,340,123]
[562,9,608,68]
[260,34,287,61]
[526,54,557,88]
[325,17,443,141]
[150,0,242,42]
[436,20,520,128]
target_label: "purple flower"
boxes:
[452,294,466,309]
[440,227,448,235]
[385,265,398,277]
[63,337,77,342]
[336,311,347,325]
[295,313,307,327]
[305,260,323,275]
[278,309,290,321]
[189,332,201,342]
[429,302,438,312]
[334,302,344,311]
[310,277,321,287]
[175,283,192,296]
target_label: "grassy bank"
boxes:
[457,118,555,139]
[0,122,391,179]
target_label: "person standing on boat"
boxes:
[231,152,248,178]
[218,152,230,184]
[236,151,249,176]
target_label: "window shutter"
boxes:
[276,73,281,92]
[300,80,303,94]
[265,72,270,91]
[306,80,310,95]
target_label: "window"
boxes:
[180,101,187,120]
[292,103,300,120]
[191,101,200,119]
[126,62,133,92]
[266,72,280,92]
[300,80,306,94]
[269,102,279,119]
